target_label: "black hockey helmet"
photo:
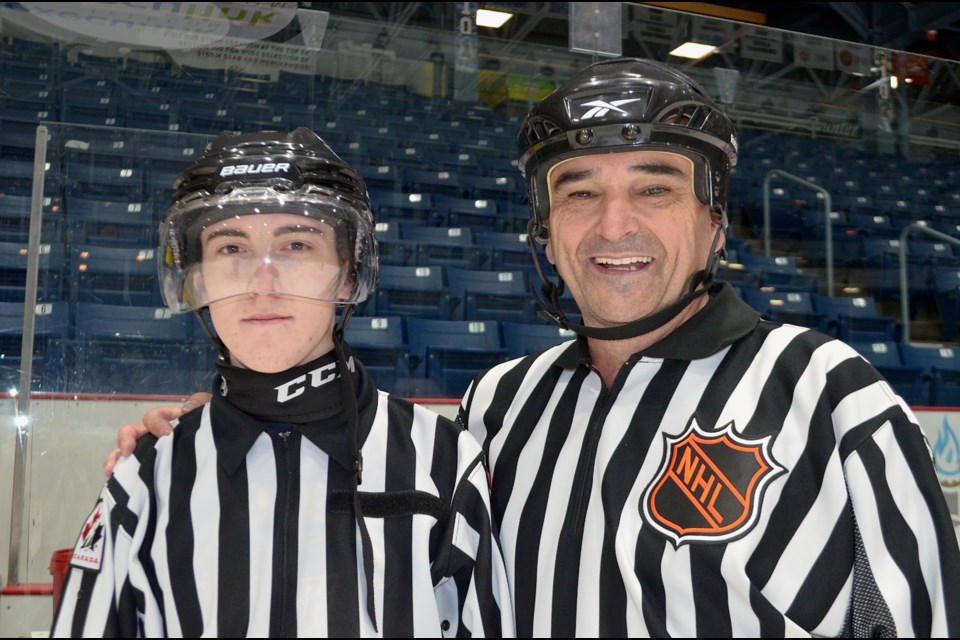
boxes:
[158,127,378,313]
[518,57,738,244]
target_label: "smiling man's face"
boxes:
[544,149,721,329]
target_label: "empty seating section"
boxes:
[0,300,69,390]
[2,44,960,400]
[71,302,198,394]
[406,318,507,397]
[344,315,411,396]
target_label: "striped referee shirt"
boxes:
[458,282,960,637]
[52,352,514,637]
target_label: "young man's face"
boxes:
[544,149,721,328]
[198,212,351,373]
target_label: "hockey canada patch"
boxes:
[71,499,106,571]
[643,417,784,546]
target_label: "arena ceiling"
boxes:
[300,2,960,62]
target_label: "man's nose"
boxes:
[595,192,641,241]
[250,256,281,292]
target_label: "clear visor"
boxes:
[160,188,377,313]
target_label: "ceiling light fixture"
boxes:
[669,42,718,60]
[477,9,513,28]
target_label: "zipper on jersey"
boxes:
[270,429,298,638]
[567,360,637,538]
[567,383,614,537]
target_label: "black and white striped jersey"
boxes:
[458,282,960,637]
[52,354,514,638]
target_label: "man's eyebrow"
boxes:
[203,228,247,243]
[628,162,686,177]
[273,224,325,236]
[551,167,595,190]
[204,224,325,243]
[551,161,686,189]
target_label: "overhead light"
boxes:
[669,42,717,60]
[477,9,513,28]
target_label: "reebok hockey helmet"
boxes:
[158,127,378,314]
[516,58,739,340]
[518,57,739,244]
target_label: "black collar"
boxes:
[556,281,761,368]
[210,349,376,475]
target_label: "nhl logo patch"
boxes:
[643,417,784,546]
[71,499,106,571]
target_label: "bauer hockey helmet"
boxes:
[158,127,378,314]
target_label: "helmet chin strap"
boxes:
[529,223,725,342]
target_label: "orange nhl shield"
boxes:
[643,417,784,546]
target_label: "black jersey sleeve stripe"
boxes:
[785,505,855,630]
[384,399,416,637]
[890,419,960,632]
[746,389,834,585]
[216,455,251,637]
[106,478,140,636]
[134,443,166,634]
[458,478,504,636]
[166,424,204,636]
[70,568,100,637]
[479,356,538,443]
[741,329,831,438]
[857,436,933,631]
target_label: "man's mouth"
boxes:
[593,256,653,271]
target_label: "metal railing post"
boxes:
[899,223,960,344]
[763,169,833,295]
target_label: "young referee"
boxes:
[53,128,514,637]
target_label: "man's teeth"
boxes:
[595,256,653,265]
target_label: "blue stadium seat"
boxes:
[368,189,437,225]
[401,224,489,270]
[899,343,960,407]
[355,163,404,193]
[0,191,62,243]
[433,195,500,230]
[739,253,818,292]
[0,241,65,302]
[403,168,462,198]
[344,315,412,396]
[849,341,926,406]
[374,264,453,319]
[932,267,960,342]
[813,294,897,342]
[63,154,144,199]
[447,267,537,323]
[70,302,195,394]
[69,244,162,307]
[0,300,69,391]
[63,193,157,247]
[461,173,518,203]
[373,220,415,267]
[502,321,577,359]
[406,318,507,397]
[743,288,824,329]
